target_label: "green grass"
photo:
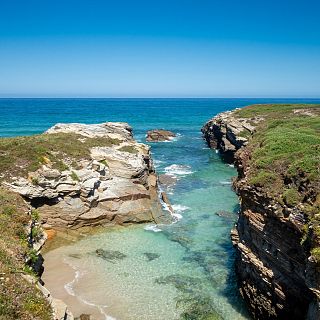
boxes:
[70,171,80,181]
[244,112,320,194]
[283,188,302,207]
[234,103,320,118]
[233,104,320,260]
[0,132,121,182]
[118,145,138,154]
[99,160,108,166]
[233,104,320,194]
[0,188,52,319]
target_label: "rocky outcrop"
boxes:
[202,109,320,319]
[4,122,170,229]
[146,129,176,142]
[232,164,319,319]
[201,110,260,163]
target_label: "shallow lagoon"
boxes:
[43,132,249,319]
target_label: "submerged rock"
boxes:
[215,210,234,220]
[143,252,160,261]
[155,274,202,293]
[158,174,177,188]
[95,248,127,263]
[155,274,222,320]
[179,295,222,320]
[146,129,176,142]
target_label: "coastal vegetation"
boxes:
[0,188,52,319]
[0,133,121,182]
[235,104,320,260]
[118,145,138,154]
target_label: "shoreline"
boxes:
[41,223,185,320]
[43,244,110,319]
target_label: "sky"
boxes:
[0,0,319,98]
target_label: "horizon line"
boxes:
[1,96,320,100]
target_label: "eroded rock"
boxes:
[4,122,171,229]
[201,110,258,163]
[146,129,176,142]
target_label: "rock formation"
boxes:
[201,110,259,163]
[3,122,170,229]
[146,129,176,142]
[202,105,320,319]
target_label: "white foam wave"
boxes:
[144,225,162,232]
[228,164,235,168]
[164,164,194,176]
[171,204,190,212]
[168,133,182,142]
[153,159,164,168]
[219,180,232,185]
[63,261,83,297]
[77,296,114,320]
[172,212,183,221]
[170,204,190,222]
[63,259,116,320]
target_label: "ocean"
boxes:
[1,98,319,319]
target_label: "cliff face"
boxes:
[2,122,170,229]
[202,105,320,319]
[201,110,257,163]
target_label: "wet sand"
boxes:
[42,229,117,320]
[43,253,107,319]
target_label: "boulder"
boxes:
[146,129,176,142]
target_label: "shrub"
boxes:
[118,145,138,154]
[249,171,277,187]
[31,227,41,241]
[31,209,39,221]
[71,171,80,181]
[311,247,320,263]
[283,188,301,207]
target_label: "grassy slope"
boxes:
[234,104,320,258]
[0,133,120,182]
[0,188,52,319]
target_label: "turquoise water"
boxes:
[2,98,320,319]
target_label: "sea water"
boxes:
[1,98,319,319]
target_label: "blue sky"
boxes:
[0,0,319,97]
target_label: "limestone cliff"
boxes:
[202,104,320,319]
[2,122,169,229]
